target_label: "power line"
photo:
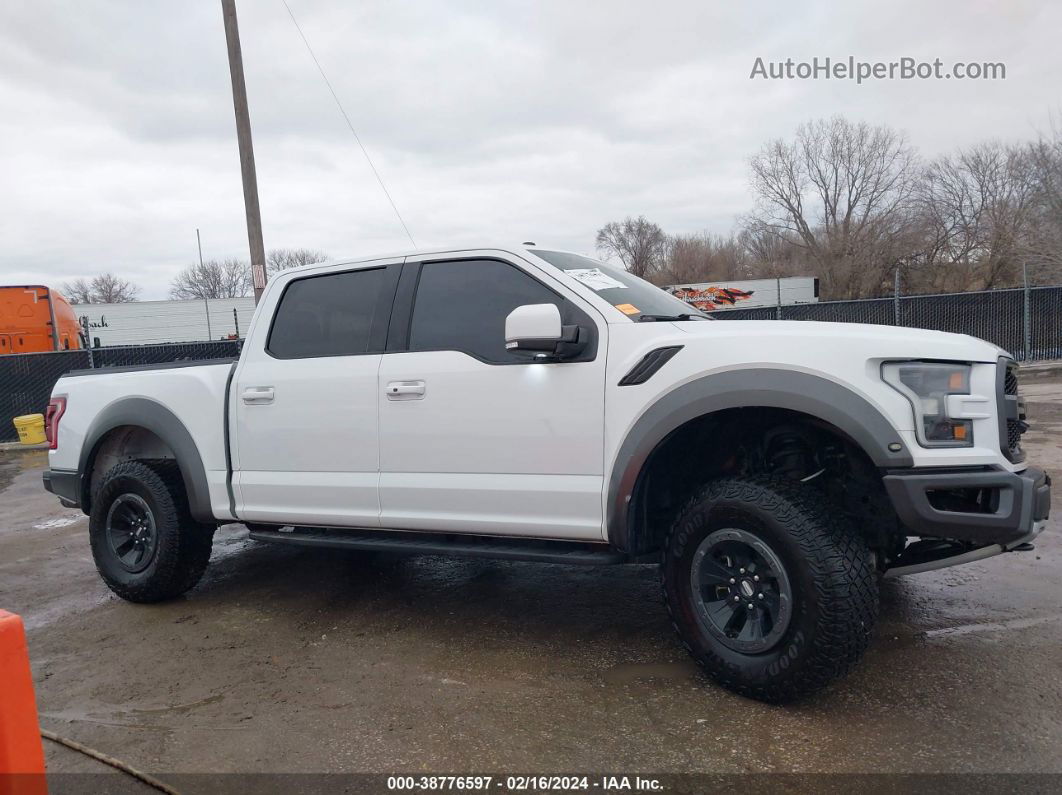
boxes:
[280,0,417,248]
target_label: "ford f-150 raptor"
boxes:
[42,245,1050,702]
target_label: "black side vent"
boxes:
[618,346,683,386]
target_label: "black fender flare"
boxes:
[606,368,914,551]
[79,397,214,523]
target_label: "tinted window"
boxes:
[268,267,388,358]
[409,259,571,363]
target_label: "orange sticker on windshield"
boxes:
[615,303,640,315]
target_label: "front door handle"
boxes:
[242,386,275,404]
[386,380,425,400]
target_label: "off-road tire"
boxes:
[89,461,215,603]
[661,475,878,703]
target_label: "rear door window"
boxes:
[268,267,392,358]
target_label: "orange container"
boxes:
[0,285,83,354]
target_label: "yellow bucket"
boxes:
[13,414,46,445]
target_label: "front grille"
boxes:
[1004,368,1018,396]
[1007,417,1023,450]
[998,358,1026,463]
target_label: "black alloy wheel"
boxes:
[690,527,793,654]
[105,493,159,573]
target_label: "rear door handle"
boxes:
[386,380,425,400]
[242,386,275,404]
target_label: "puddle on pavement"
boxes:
[601,659,702,686]
[0,448,48,493]
[125,693,226,716]
[0,454,17,495]
[33,516,82,530]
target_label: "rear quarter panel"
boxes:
[49,362,234,519]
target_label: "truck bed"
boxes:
[47,359,237,521]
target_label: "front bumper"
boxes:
[883,465,1050,546]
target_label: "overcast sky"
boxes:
[1,1,1059,299]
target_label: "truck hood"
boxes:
[672,320,1007,363]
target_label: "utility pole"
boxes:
[893,262,902,326]
[197,228,213,340]
[220,0,267,304]
[1023,261,1031,362]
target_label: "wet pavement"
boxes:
[1,383,1061,778]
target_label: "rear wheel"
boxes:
[662,476,878,702]
[89,461,214,603]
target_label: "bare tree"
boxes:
[738,222,812,280]
[60,278,95,304]
[595,216,668,279]
[88,273,140,303]
[588,117,1062,297]
[266,248,329,276]
[1026,123,1062,282]
[170,259,250,300]
[658,233,750,285]
[746,116,921,299]
[915,142,1037,291]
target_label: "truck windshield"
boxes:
[529,250,710,321]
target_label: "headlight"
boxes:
[882,361,973,447]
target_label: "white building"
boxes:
[666,277,819,312]
[75,297,257,347]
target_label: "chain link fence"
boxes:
[3,285,1062,442]
[0,340,242,442]
[1030,287,1062,361]
[711,284,1062,361]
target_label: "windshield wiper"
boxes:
[636,313,709,322]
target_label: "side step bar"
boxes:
[248,527,629,565]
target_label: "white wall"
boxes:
[75,297,257,346]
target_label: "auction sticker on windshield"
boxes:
[564,268,627,291]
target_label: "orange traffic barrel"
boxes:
[0,610,46,785]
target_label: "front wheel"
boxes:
[89,461,214,603]
[662,476,878,702]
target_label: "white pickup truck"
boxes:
[42,245,1049,702]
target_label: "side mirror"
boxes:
[505,304,588,360]
[505,304,562,352]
